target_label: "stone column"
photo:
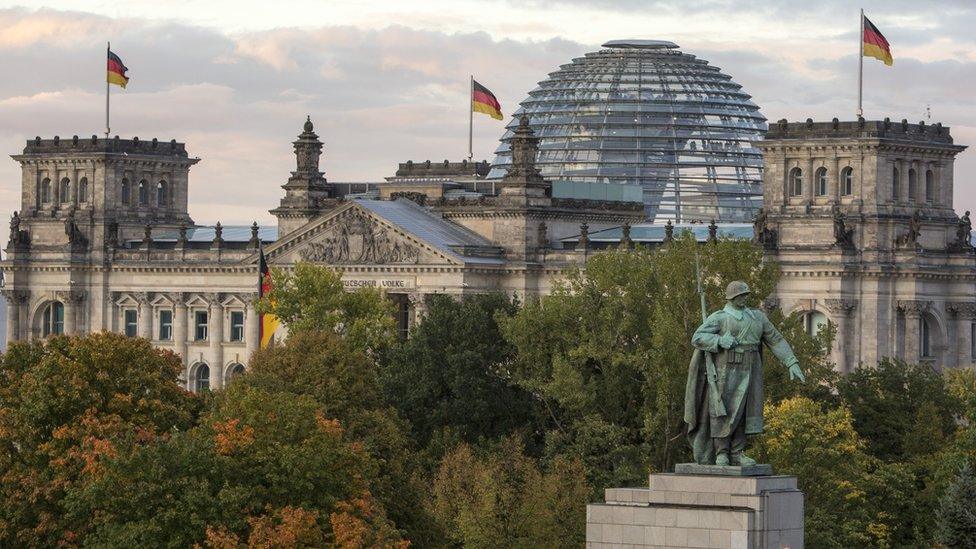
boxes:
[1,290,27,344]
[825,299,857,373]
[173,293,188,366]
[59,290,86,336]
[207,293,224,389]
[832,154,841,201]
[244,294,258,364]
[900,159,909,203]
[135,292,152,339]
[898,300,928,362]
[408,293,428,329]
[804,157,814,203]
[947,303,976,368]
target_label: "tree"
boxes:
[498,233,830,488]
[256,262,396,353]
[383,293,538,449]
[0,333,200,547]
[66,383,396,547]
[934,460,976,548]
[244,330,441,547]
[432,436,589,548]
[838,359,960,461]
[756,397,913,548]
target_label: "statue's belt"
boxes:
[731,343,760,351]
[725,343,759,365]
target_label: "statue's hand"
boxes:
[718,334,737,349]
[788,362,806,382]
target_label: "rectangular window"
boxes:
[124,309,138,337]
[158,309,173,341]
[230,311,245,342]
[195,311,208,341]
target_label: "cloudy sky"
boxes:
[2,1,975,224]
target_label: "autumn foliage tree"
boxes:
[432,436,590,548]
[0,333,200,546]
[65,382,399,547]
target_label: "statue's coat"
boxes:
[684,304,798,464]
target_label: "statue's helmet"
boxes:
[726,281,751,300]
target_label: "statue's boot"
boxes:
[732,453,756,467]
[715,451,730,466]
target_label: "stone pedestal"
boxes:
[586,473,803,549]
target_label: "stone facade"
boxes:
[0,118,644,389]
[757,118,974,371]
[586,473,803,548]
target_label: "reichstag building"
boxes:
[2,40,973,390]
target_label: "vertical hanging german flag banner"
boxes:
[863,16,893,66]
[472,80,503,120]
[107,49,130,88]
[258,249,280,349]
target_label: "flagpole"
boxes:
[468,75,474,161]
[857,9,864,118]
[105,41,111,138]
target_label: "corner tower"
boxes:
[757,118,973,371]
[271,117,335,236]
[9,134,197,253]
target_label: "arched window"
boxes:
[121,178,131,205]
[42,302,65,337]
[138,179,148,206]
[194,364,211,392]
[59,178,70,203]
[925,170,935,203]
[803,311,828,337]
[841,167,854,196]
[908,169,917,202]
[40,178,51,203]
[157,181,167,207]
[788,167,802,197]
[79,177,88,203]
[230,363,245,377]
[892,167,900,200]
[815,167,827,196]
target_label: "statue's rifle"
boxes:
[694,251,727,418]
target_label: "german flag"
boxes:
[107,49,130,88]
[258,248,280,349]
[863,16,893,66]
[472,80,503,120]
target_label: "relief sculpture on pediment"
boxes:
[301,211,420,264]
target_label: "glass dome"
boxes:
[487,40,766,222]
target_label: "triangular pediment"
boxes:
[261,201,463,266]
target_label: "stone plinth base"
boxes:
[586,473,803,549]
[674,463,773,476]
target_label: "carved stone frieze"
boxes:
[946,302,976,319]
[897,299,931,316]
[824,298,857,317]
[0,289,29,305]
[300,210,420,264]
[56,290,87,304]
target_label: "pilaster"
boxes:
[825,299,857,372]
[897,300,930,362]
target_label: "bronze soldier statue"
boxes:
[684,281,805,466]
